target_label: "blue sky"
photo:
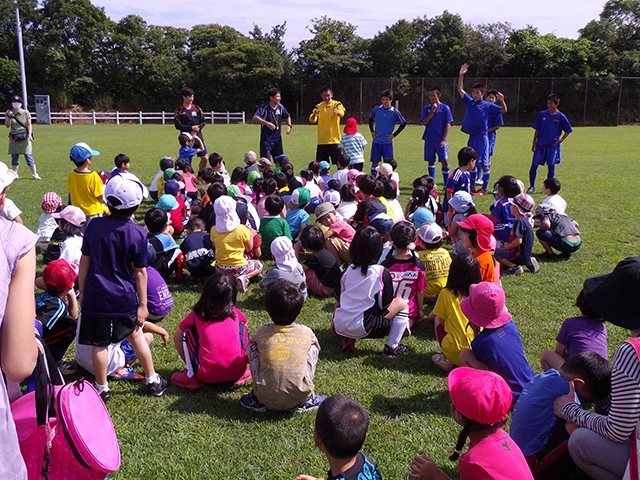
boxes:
[92,0,606,48]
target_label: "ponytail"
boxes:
[449,415,507,461]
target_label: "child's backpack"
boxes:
[11,344,121,479]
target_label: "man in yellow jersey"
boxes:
[308,86,346,165]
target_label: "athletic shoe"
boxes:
[341,337,356,353]
[57,360,77,376]
[171,370,202,390]
[99,389,111,405]
[526,257,540,273]
[475,178,484,185]
[175,274,190,284]
[240,391,267,413]
[109,366,144,381]
[290,393,326,412]
[32,173,41,180]
[148,374,169,397]
[526,186,536,194]
[236,274,249,292]
[431,353,453,371]
[472,189,487,196]
[503,265,524,275]
[382,343,411,358]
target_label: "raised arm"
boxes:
[458,64,468,98]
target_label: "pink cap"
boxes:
[448,367,511,425]
[41,192,62,214]
[52,205,86,227]
[456,214,494,252]
[460,282,512,329]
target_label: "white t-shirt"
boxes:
[337,201,358,221]
[59,235,83,273]
[541,194,567,215]
[37,213,58,243]
[305,180,323,199]
[332,169,349,187]
[0,198,21,221]
[387,198,405,222]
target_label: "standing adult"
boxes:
[253,88,292,161]
[174,87,208,172]
[308,86,345,165]
[5,95,40,180]
[421,86,454,187]
[553,257,640,480]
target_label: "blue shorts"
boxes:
[424,141,448,163]
[370,142,394,164]
[467,135,490,167]
[532,145,562,166]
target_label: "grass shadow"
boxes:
[370,390,452,418]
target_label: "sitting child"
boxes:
[241,280,325,412]
[458,282,535,404]
[408,186,436,228]
[540,287,607,372]
[163,179,188,237]
[210,196,262,291]
[511,351,611,480]
[286,187,310,240]
[175,159,199,203]
[180,217,216,280]
[259,236,308,300]
[336,183,358,220]
[534,204,582,259]
[299,226,341,298]
[409,368,533,479]
[296,395,381,480]
[171,273,250,390]
[37,192,62,252]
[457,214,497,284]
[488,175,520,244]
[149,156,174,201]
[447,191,476,256]
[382,222,426,326]
[431,253,482,371]
[333,226,410,357]
[540,177,567,215]
[352,175,393,236]
[417,223,451,312]
[145,208,185,281]
[36,259,78,362]
[494,193,540,274]
[315,202,355,266]
[259,195,292,259]
[51,205,85,273]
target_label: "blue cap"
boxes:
[155,194,179,211]
[319,161,330,172]
[69,142,100,163]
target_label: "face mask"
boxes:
[11,103,21,109]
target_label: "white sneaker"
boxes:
[475,178,483,185]
[32,173,41,180]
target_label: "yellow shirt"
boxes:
[433,287,476,365]
[210,224,251,267]
[309,100,345,145]
[418,247,452,298]
[66,170,104,216]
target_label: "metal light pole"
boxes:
[15,6,28,109]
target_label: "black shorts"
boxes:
[78,313,137,347]
[316,144,342,164]
[362,305,391,338]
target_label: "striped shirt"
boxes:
[562,339,640,443]
[339,133,367,164]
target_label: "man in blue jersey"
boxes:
[421,86,454,187]
[527,94,573,194]
[252,88,292,161]
[368,90,406,176]
[457,64,507,196]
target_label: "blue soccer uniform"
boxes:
[254,102,291,161]
[368,105,406,174]
[421,102,454,186]
[529,109,573,192]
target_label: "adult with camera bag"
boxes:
[5,95,40,180]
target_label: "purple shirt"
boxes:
[556,316,608,361]
[81,215,148,317]
[147,266,174,317]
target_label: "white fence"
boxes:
[2,111,245,125]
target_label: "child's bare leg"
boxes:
[458,348,489,370]
[540,349,565,371]
[144,332,154,345]
[92,346,109,386]
[126,326,156,378]
[173,329,186,362]
[498,258,516,268]
[538,238,554,254]
[198,155,208,173]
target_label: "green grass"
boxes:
[8,122,639,479]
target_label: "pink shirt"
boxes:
[460,429,533,480]
[178,306,249,384]
[330,219,355,243]
[182,172,198,193]
[257,196,268,218]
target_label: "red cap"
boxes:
[456,214,494,252]
[343,117,358,135]
[42,259,77,292]
[448,367,511,425]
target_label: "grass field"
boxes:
[6,122,640,479]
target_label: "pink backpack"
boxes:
[11,351,121,479]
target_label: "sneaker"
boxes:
[472,189,487,196]
[431,353,453,371]
[341,337,356,353]
[99,389,111,405]
[503,265,524,275]
[57,360,77,376]
[110,366,144,381]
[175,274,190,284]
[475,178,484,185]
[171,370,202,390]
[235,274,249,292]
[148,374,168,397]
[526,257,540,273]
[290,393,326,412]
[382,343,411,358]
[240,391,267,413]
[526,186,536,194]
[32,173,41,180]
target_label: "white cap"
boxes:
[105,173,148,209]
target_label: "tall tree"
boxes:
[464,22,512,77]
[368,20,418,78]
[293,16,370,78]
[413,11,467,77]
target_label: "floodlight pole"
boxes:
[15,6,28,109]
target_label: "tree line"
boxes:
[1,0,639,114]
